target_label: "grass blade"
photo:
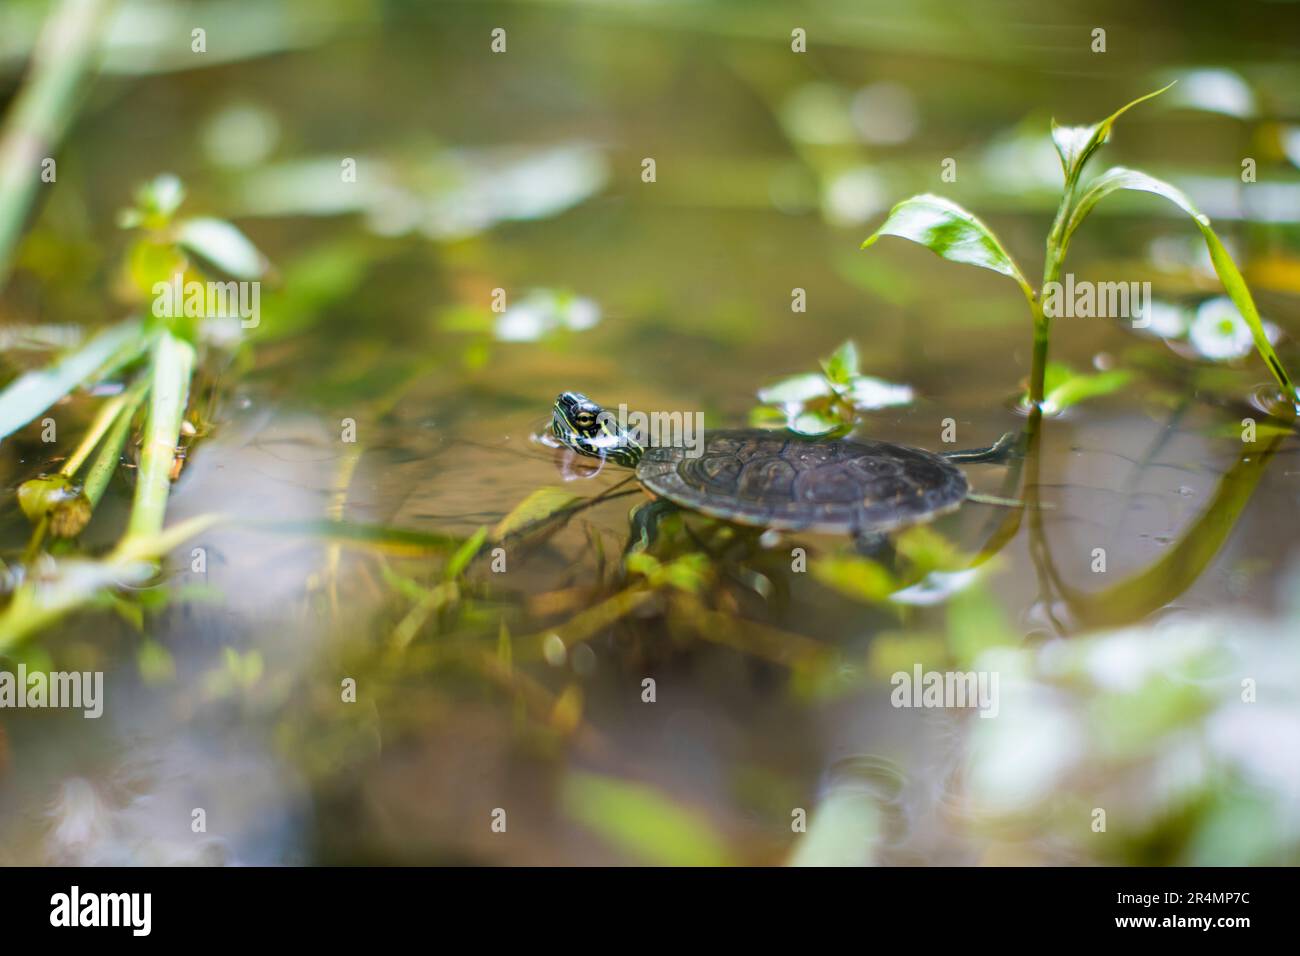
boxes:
[82,382,147,508]
[0,318,147,441]
[240,519,466,555]
[0,0,112,284]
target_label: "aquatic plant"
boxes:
[0,174,267,646]
[751,339,914,435]
[861,84,1296,414]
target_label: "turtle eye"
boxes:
[574,411,596,430]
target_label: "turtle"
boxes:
[548,391,1016,550]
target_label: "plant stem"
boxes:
[23,516,49,563]
[1028,183,1076,408]
[82,381,146,507]
[0,0,112,286]
[125,329,194,541]
[59,379,144,478]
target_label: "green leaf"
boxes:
[177,217,268,279]
[242,519,464,556]
[844,375,913,409]
[126,238,187,298]
[810,554,896,603]
[113,513,222,564]
[1041,368,1134,416]
[0,558,156,652]
[562,771,731,866]
[1065,167,1295,400]
[1198,230,1294,398]
[1042,360,1074,396]
[862,194,1032,297]
[821,340,859,384]
[444,525,488,581]
[628,552,713,593]
[0,318,147,441]
[748,404,789,427]
[791,409,848,437]
[1065,167,1200,241]
[491,487,581,542]
[894,525,961,573]
[1050,83,1174,185]
[756,372,833,405]
[119,173,185,229]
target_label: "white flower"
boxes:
[1189,297,1253,360]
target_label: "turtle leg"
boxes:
[625,497,681,555]
[939,431,1019,465]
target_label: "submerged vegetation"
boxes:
[0,0,1298,867]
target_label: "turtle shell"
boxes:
[635,430,968,534]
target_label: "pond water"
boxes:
[1,0,1299,865]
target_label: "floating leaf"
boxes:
[756,373,834,405]
[1041,368,1134,416]
[790,409,849,437]
[493,289,600,342]
[233,143,609,241]
[754,342,913,435]
[862,194,1031,294]
[843,375,913,409]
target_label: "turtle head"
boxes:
[551,392,643,467]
